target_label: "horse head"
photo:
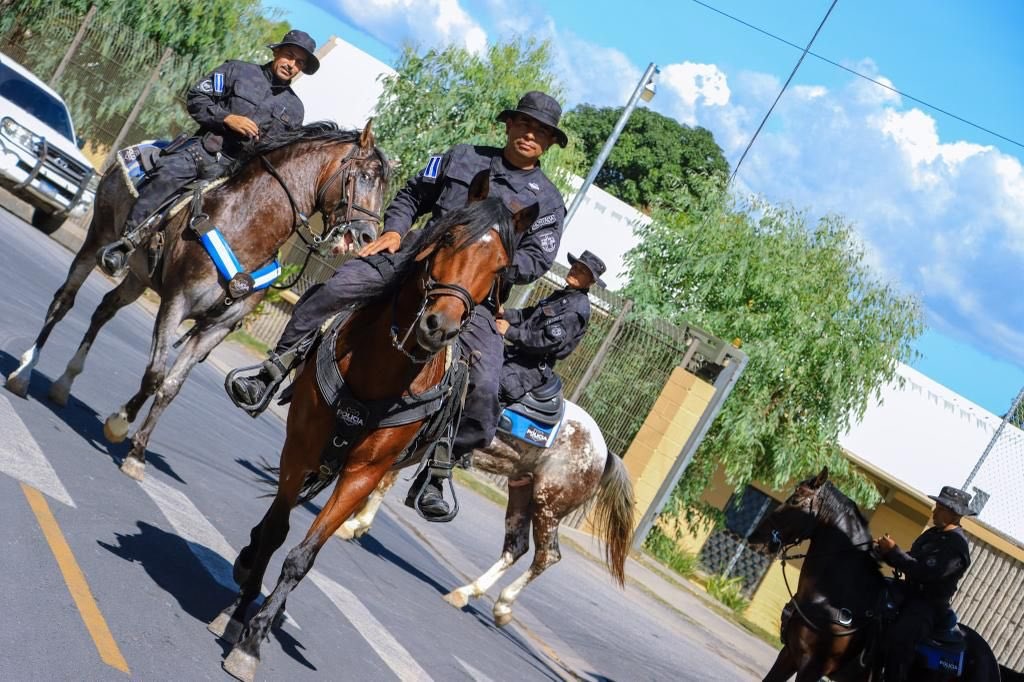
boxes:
[748,467,830,554]
[316,119,393,256]
[405,169,538,355]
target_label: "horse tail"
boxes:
[590,452,635,587]
[959,624,1003,682]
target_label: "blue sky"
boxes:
[264,0,1024,415]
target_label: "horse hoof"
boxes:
[104,413,130,443]
[223,647,259,682]
[4,372,29,398]
[443,589,471,609]
[208,612,245,644]
[353,525,371,539]
[49,380,71,407]
[119,457,145,481]
[494,611,513,628]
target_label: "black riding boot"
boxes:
[405,469,449,519]
[97,217,159,277]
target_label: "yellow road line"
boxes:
[21,483,130,674]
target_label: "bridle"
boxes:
[390,225,508,364]
[259,142,388,288]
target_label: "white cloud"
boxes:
[331,0,487,54]
[657,62,731,125]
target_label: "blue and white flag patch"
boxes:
[422,155,443,182]
[213,72,225,95]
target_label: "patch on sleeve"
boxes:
[213,72,225,95]
[538,230,557,253]
[547,324,565,338]
[421,155,443,182]
[529,213,558,232]
[198,79,213,93]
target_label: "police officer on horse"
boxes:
[229,91,570,518]
[97,30,319,276]
[874,485,975,682]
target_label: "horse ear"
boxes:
[512,202,540,235]
[813,467,829,487]
[360,118,375,148]
[467,169,490,203]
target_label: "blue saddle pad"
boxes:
[916,642,965,677]
[498,408,563,448]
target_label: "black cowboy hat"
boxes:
[568,250,607,288]
[268,29,320,75]
[496,91,569,147]
[929,485,977,517]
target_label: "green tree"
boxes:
[373,38,585,197]
[0,1,287,144]
[624,180,922,515]
[561,105,728,210]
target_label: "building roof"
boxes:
[840,363,1022,542]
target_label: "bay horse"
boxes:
[336,399,635,627]
[747,468,1001,682]
[211,174,540,682]
[4,122,389,480]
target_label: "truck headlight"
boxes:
[0,117,42,152]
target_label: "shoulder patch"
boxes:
[529,213,558,232]
[198,79,213,93]
[538,231,557,253]
[422,155,443,182]
[213,72,225,95]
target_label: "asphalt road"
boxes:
[0,206,776,681]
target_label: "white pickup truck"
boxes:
[0,52,97,233]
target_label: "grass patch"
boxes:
[227,329,270,355]
[454,469,507,507]
[706,574,750,614]
[642,525,698,578]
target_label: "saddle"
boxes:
[879,579,967,676]
[497,374,566,448]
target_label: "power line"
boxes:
[690,0,1024,152]
[729,0,839,186]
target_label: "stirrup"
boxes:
[225,355,288,417]
[97,240,133,277]
[408,440,460,523]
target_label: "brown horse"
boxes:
[211,174,539,682]
[747,468,1001,682]
[336,398,635,627]
[4,122,389,480]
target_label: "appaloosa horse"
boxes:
[5,122,389,480]
[747,468,1001,682]
[211,174,541,681]
[337,398,635,627]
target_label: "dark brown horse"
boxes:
[210,174,538,682]
[748,468,1001,682]
[336,397,636,627]
[5,122,389,480]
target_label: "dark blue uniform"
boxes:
[275,143,566,454]
[125,60,305,229]
[499,287,590,403]
[881,526,971,680]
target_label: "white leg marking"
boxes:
[5,345,39,397]
[50,342,91,405]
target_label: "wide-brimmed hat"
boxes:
[568,250,607,288]
[929,486,977,517]
[268,29,320,75]
[496,91,568,147]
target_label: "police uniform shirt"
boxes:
[883,526,971,603]
[187,60,305,158]
[383,144,566,285]
[503,287,590,360]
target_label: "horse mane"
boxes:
[228,120,391,179]
[394,197,518,281]
[816,481,875,549]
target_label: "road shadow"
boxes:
[98,521,315,671]
[0,350,185,484]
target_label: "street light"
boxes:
[563,61,659,231]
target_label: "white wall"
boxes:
[291,37,394,130]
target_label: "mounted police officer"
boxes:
[875,485,975,682]
[497,250,604,404]
[228,91,569,518]
[97,30,319,277]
